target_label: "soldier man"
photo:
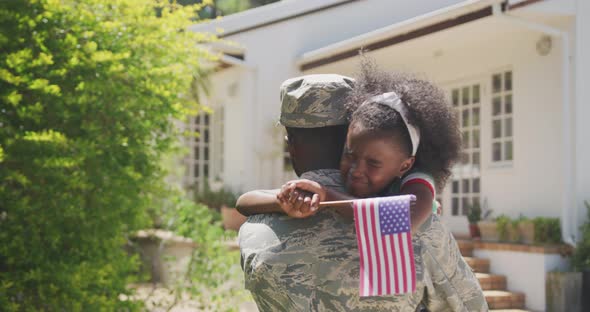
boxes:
[237,74,487,311]
[237,74,426,311]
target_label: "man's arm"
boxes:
[236,189,282,216]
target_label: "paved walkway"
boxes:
[128,283,257,311]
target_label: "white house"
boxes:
[188,1,589,310]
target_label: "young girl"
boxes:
[277,62,460,233]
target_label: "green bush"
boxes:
[194,184,238,211]
[533,217,562,244]
[147,194,249,311]
[573,201,590,271]
[496,215,511,241]
[0,0,214,310]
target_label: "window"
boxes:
[451,178,480,216]
[213,107,224,180]
[491,71,514,163]
[186,112,211,192]
[450,83,482,217]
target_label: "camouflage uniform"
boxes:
[417,215,488,311]
[240,170,425,311]
[239,74,488,311]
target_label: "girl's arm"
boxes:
[236,189,281,216]
[284,180,357,219]
[236,186,317,218]
[401,183,434,233]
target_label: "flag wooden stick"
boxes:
[318,198,416,208]
[318,200,355,208]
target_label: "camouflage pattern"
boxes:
[239,169,488,311]
[239,169,425,312]
[279,74,354,128]
[417,215,489,311]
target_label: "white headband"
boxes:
[360,92,421,156]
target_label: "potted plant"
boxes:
[544,204,585,311]
[194,185,244,231]
[220,197,245,231]
[518,216,562,245]
[477,202,497,242]
[467,202,481,239]
[128,196,207,286]
[533,217,562,244]
[496,215,520,243]
[518,215,535,244]
[129,228,197,286]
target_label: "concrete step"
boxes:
[476,273,507,290]
[457,240,474,257]
[463,257,490,273]
[489,310,531,312]
[484,290,526,309]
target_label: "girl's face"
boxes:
[340,121,414,198]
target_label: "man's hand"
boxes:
[276,179,327,218]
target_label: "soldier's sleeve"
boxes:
[239,213,298,311]
[238,169,346,310]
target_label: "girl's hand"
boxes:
[276,179,327,218]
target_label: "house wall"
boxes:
[474,248,570,311]
[205,0,467,192]
[575,0,590,239]
[304,17,574,234]
[208,67,249,192]
[199,2,585,235]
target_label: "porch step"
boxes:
[484,290,526,309]
[463,257,490,273]
[457,240,474,257]
[476,273,507,290]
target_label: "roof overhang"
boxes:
[188,0,357,38]
[297,0,547,71]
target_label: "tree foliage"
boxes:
[0,0,215,309]
[178,0,281,18]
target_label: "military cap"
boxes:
[279,74,355,128]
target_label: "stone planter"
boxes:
[518,221,535,244]
[477,221,499,242]
[546,272,582,312]
[221,205,247,231]
[500,225,520,243]
[130,229,196,286]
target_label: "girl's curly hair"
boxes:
[346,57,461,190]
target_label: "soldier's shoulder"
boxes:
[300,169,344,192]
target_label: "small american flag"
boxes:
[353,195,416,297]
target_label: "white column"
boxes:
[575,0,590,236]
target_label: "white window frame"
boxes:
[212,106,225,182]
[185,112,211,193]
[446,80,484,219]
[490,70,514,166]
